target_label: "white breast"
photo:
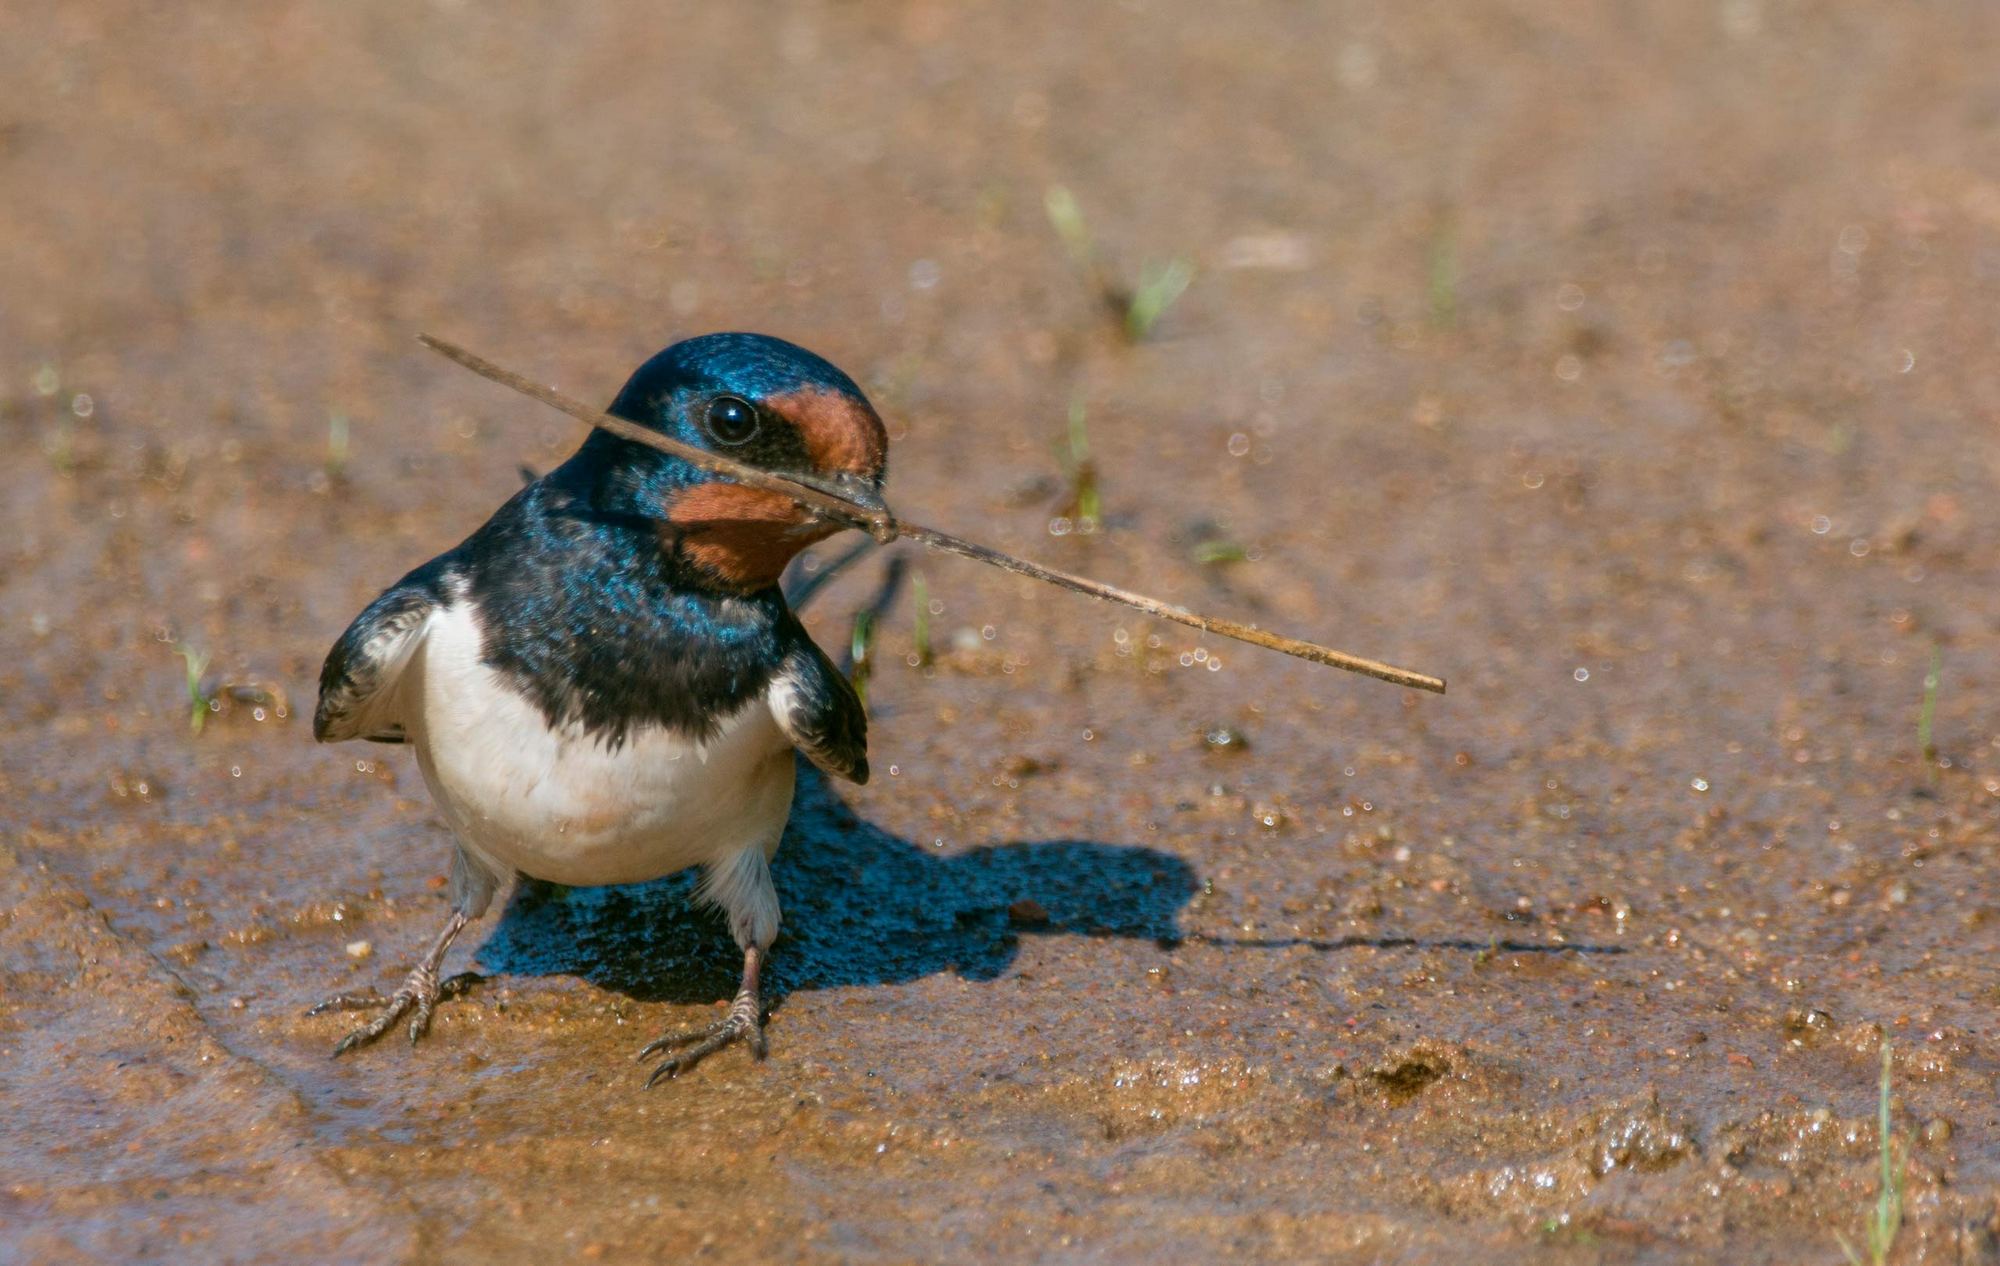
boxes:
[402,601,797,887]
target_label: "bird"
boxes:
[306,332,886,1084]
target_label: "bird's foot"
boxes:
[638,988,765,1086]
[308,967,481,1056]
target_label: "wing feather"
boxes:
[313,565,450,744]
[768,633,869,784]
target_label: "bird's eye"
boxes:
[703,395,759,445]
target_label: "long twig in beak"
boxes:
[417,334,1447,695]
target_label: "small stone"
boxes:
[1008,899,1050,927]
[1782,1007,1835,1043]
[1923,1117,1953,1145]
[344,939,373,960]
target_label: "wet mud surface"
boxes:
[4,3,2000,1261]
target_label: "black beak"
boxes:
[793,470,887,518]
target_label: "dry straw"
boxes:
[418,334,1447,695]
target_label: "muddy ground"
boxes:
[3,3,1999,1262]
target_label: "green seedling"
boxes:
[1043,185,1194,341]
[1836,1039,1905,1266]
[1125,257,1195,341]
[1917,646,1941,780]
[1053,396,1101,531]
[1473,933,1500,968]
[1427,221,1458,329]
[1191,539,1250,566]
[911,574,933,668]
[849,609,876,708]
[327,412,351,481]
[1043,185,1095,271]
[175,643,214,735]
[45,417,75,475]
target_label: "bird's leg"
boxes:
[639,841,779,1084]
[308,909,479,1055]
[639,944,767,1086]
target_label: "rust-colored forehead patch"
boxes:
[766,387,888,478]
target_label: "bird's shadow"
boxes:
[475,765,1199,1005]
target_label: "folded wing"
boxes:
[767,628,869,784]
[314,563,451,744]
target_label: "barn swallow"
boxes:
[308,333,886,1083]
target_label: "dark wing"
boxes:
[314,562,451,744]
[768,630,869,784]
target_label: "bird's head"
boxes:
[586,333,889,593]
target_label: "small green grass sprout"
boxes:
[326,412,352,481]
[1836,1038,1904,1266]
[911,574,933,668]
[1052,396,1101,532]
[849,609,876,708]
[1043,185,1194,341]
[174,643,214,735]
[1917,646,1941,779]
[1125,257,1195,341]
[1191,539,1250,566]
[1427,221,1458,329]
[1043,185,1095,271]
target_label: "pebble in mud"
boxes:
[1781,1007,1835,1045]
[1587,1098,1697,1176]
[1007,899,1051,927]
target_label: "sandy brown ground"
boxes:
[3,3,1999,1262]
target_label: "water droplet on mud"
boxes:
[1690,777,1709,793]
[1226,433,1250,457]
[1203,727,1248,752]
[1573,667,1590,682]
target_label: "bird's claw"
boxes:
[638,994,765,1086]
[309,969,480,1057]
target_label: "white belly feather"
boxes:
[403,601,796,887]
